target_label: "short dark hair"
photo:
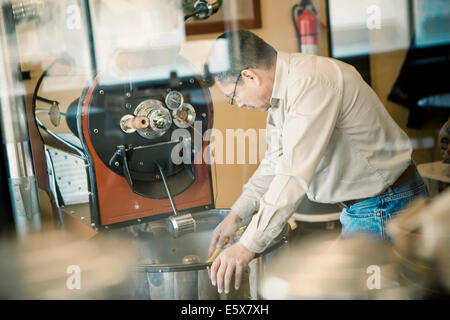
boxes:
[203,29,277,86]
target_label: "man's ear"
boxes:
[242,69,261,86]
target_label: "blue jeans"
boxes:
[339,169,429,241]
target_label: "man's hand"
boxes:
[208,211,242,257]
[209,242,255,294]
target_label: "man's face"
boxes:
[215,69,273,111]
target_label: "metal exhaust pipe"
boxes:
[0,3,41,238]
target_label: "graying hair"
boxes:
[203,30,277,86]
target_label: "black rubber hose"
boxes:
[31,59,61,144]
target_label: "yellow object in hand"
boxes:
[206,226,246,263]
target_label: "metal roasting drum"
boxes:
[128,209,289,300]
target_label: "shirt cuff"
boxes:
[238,215,281,253]
[239,230,269,253]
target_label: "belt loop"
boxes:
[338,202,349,209]
[387,186,394,196]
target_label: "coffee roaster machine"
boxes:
[28,1,221,233]
[55,59,215,231]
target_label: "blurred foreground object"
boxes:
[0,229,137,299]
[388,188,450,298]
[260,232,404,299]
[417,161,450,196]
[438,117,450,164]
[260,190,450,299]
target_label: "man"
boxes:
[203,30,429,295]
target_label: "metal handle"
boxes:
[154,160,178,216]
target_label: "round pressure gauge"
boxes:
[165,90,184,110]
[173,103,196,128]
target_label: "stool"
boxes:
[291,197,342,239]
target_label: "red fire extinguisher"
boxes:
[292,0,319,55]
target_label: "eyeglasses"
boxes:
[229,71,244,106]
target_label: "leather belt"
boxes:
[339,164,417,208]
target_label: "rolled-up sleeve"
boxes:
[240,77,342,253]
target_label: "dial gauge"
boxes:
[173,103,196,128]
[165,90,184,110]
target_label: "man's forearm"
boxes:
[239,176,306,253]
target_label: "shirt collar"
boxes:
[270,51,290,103]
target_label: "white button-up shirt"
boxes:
[234,51,412,253]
